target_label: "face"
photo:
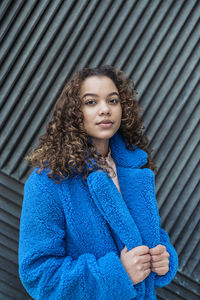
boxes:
[80,76,122,147]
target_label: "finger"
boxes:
[151,255,162,262]
[143,262,151,270]
[130,245,149,256]
[152,266,169,275]
[151,251,170,262]
[151,259,169,268]
[141,254,151,263]
[150,245,166,255]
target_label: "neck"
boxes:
[92,139,110,157]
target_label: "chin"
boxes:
[87,125,120,141]
[96,131,117,140]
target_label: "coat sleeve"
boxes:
[18,171,137,300]
[154,216,179,288]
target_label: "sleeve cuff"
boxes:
[98,252,137,299]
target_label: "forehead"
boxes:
[80,76,118,96]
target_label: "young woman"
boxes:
[19,65,178,299]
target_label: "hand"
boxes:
[149,244,170,276]
[120,245,151,285]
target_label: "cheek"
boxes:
[116,107,122,120]
[82,110,94,127]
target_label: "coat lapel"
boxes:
[116,166,160,248]
[87,170,142,251]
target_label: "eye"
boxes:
[85,99,96,105]
[109,98,119,104]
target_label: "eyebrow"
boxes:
[82,92,119,99]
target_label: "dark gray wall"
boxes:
[0,0,199,299]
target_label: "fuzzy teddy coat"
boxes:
[18,132,178,299]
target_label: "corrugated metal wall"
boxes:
[0,0,199,299]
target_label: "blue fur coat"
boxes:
[18,133,178,299]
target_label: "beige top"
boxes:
[105,148,122,195]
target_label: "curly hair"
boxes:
[25,65,156,183]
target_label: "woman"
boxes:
[18,65,178,299]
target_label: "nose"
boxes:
[98,101,111,115]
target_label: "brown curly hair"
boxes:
[25,65,156,183]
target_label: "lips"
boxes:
[97,120,113,125]
[97,120,113,129]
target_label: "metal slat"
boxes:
[166,168,199,234]
[1,0,50,83]
[157,112,199,210]
[0,0,25,44]
[136,0,197,97]
[170,182,199,245]
[155,83,199,192]
[0,1,66,137]
[141,6,199,124]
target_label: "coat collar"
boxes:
[109,132,148,169]
[87,132,148,171]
